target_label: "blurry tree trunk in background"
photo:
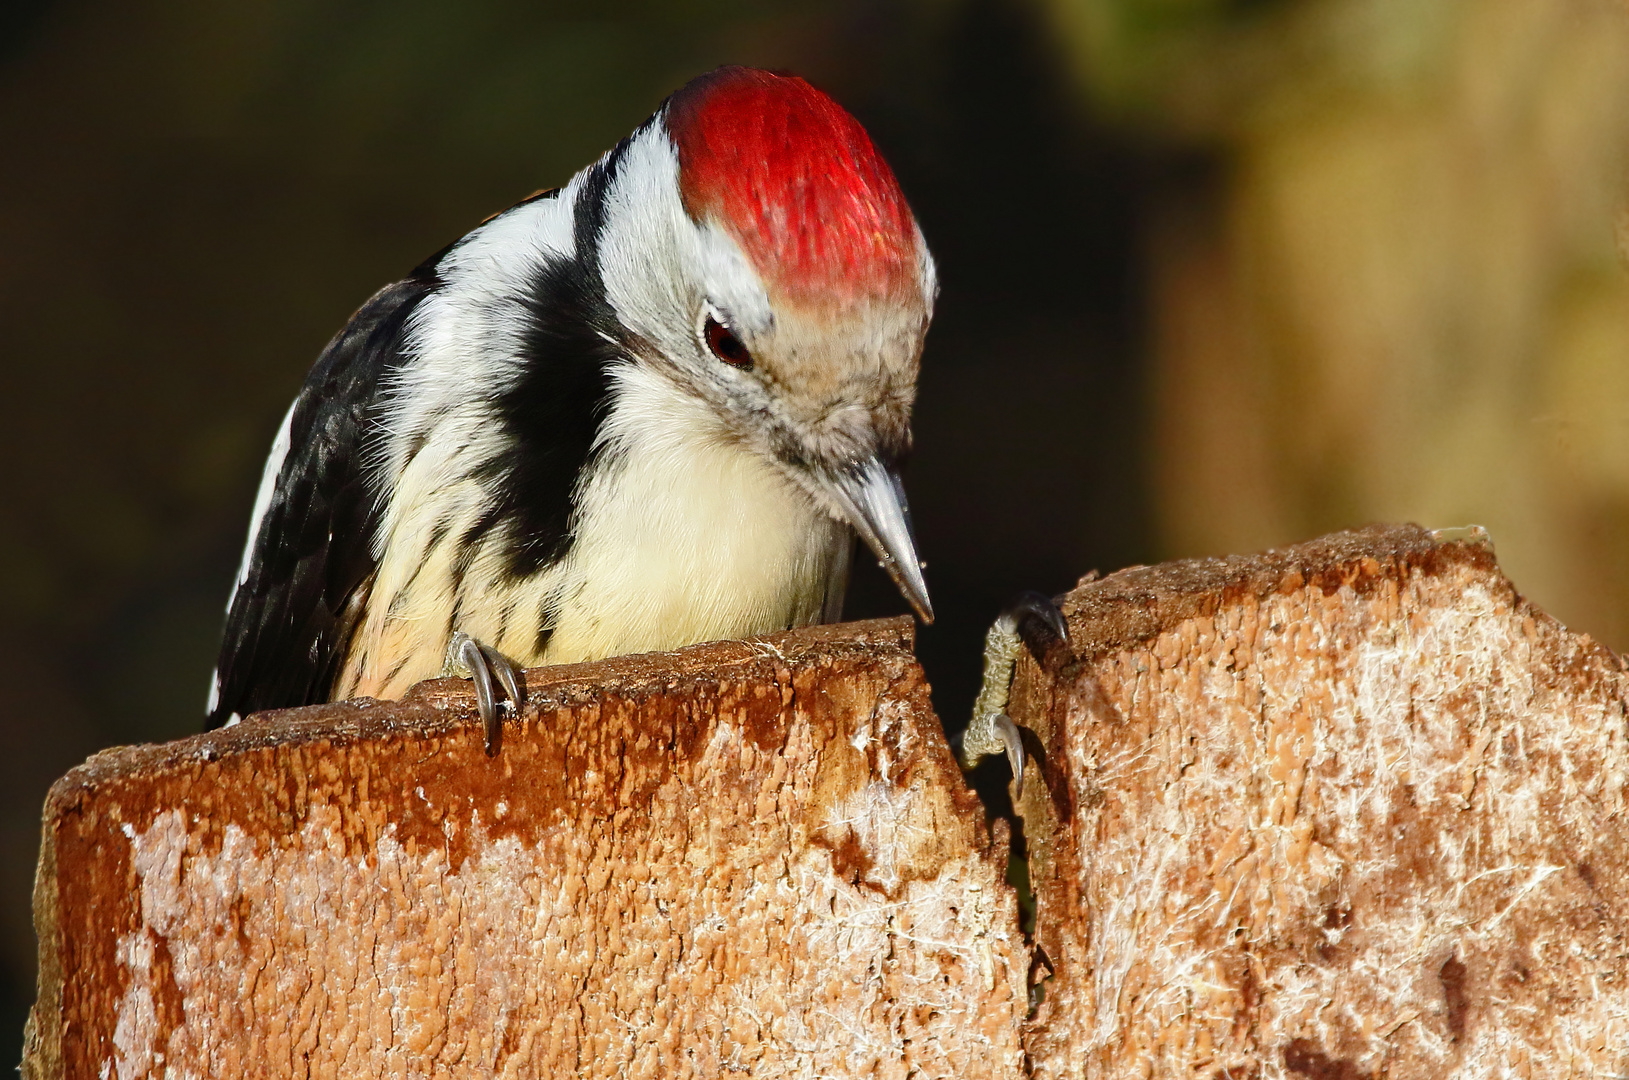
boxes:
[1040,0,1629,649]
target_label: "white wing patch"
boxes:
[209,399,296,713]
[229,398,298,609]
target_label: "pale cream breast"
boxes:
[537,409,844,667]
[336,365,847,702]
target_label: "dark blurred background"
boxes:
[2,0,1626,1060]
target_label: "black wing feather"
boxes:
[207,276,437,728]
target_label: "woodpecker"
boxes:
[207,66,936,750]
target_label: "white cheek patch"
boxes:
[916,231,939,312]
[692,220,772,335]
[596,123,771,361]
[596,128,693,351]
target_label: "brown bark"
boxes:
[1013,524,1629,1078]
[28,525,1629,1078]
[23,618,1028,1079]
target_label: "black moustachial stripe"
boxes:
[471,139,633,589]
[207,272,438,728]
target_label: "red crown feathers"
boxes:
[666,67,921,309]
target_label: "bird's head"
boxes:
[592,66,936,620]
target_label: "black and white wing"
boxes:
[206,276,437,728]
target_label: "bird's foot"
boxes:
[959,592,1069,799]
[443,631,525,756]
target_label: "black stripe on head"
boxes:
[572,134,633,278]
[477,145,630,582]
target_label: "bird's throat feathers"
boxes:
[343,361,846,701]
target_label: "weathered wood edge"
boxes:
[1015,522,1574,834]
[1012,521,1629,1069]
[22,615,918,1078]
[21,821,59,1080]
[1054,523,1512,662]
[42,616,915,816]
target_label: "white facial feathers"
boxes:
[596,124,774,359]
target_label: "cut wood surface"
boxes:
[27,525,1629,1079]
[1012,524,1629,1078]
[24,618,1028,1080]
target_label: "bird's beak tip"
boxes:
[880,555,932,626]
[898,565,934,625]
[825,457,933,626]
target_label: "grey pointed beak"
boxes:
[825,457,934,623]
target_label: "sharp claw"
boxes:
[459,636,501,757]
[1010,590,1069,646]
[481,698,502,757]
[481,643,525,715]
[994,713,1025,799]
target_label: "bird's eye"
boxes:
[703,315,754,370]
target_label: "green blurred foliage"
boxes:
[1043,0,1462,134]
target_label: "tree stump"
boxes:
[25,525,1629,1078]
[24,619,1028,1079]
[1014,524,1629,1078]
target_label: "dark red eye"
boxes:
[704,315,754,370]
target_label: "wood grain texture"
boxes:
[24,618,1028,1080]
[34,525,1629,1079]
[1012,524,1629,1078]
